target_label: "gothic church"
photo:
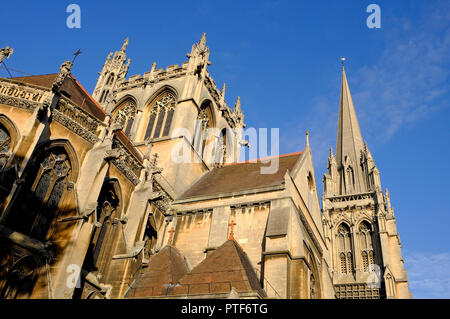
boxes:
[0,35,411,299]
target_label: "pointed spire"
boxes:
[336,62,365,193]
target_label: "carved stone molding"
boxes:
[110,137,142,186]
[52,111,99,144]
[56,98,100,134]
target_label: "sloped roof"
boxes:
[168,240,266,297]
[124,245,189,298]
[12,73,106,121]
[179,152,302,200]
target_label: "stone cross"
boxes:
[168,227,176,246]
[228,220,237,240]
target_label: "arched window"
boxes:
[0,123,11,169]
[193,101,214,157]
[5,146,73,241]
[112,99,137,136]
[74,180,122,299]
[100,90,110,103]
[89,181,120,271]
[359,221,376,272]
[144,91,176,140]
[106,73,115,85]
[337,223,353,274]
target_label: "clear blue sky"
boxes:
[1,0,449,298]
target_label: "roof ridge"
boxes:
[224,151,303,166]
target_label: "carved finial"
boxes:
[151,62,156,72]
[340,57,346,69]
[121,37,129,52]
[0,46,14,65]
[221,83,226,98]
[234,96,241,113]
[198,33,207,50]
[52,60,73,92]
[305,130,310,147]
[329,147,334,157]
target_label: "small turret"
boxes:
[92,38,131,109]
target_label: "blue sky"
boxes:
[1,0,449,298]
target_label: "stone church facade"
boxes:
[0,35,411,299]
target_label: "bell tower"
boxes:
[322,64,411,299]
[92,38,131,107]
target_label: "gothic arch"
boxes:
[355,218,374,232]
[83,179,123,279]
[4,139,79,242]
[335,222,354,275]
[193,100,216,158]
[141,87,178,141]
[34,139,80,182]
[112,96,138,136]
[308,253,321,299]
[0,114,19,149]
[357,220,376,272]
[143,85,179,108]
[0,115,19,171]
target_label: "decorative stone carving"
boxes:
[0,46,13,65]
[52,60,73,92]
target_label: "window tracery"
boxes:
[0,124,11,169]
[193,102,214,157]
[113,99,137,136]
[337,223,353,274]
[359,221,376,272]
[144,91,176,140]
[6,148,72,241]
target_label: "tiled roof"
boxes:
[178,152,302,200]
[168,240,266,297]
[12,73,106,121]
[124,245,189,298]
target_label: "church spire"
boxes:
[336,64,365,194]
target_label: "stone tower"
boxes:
[322,66,412,298]
[92,38,131,107]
